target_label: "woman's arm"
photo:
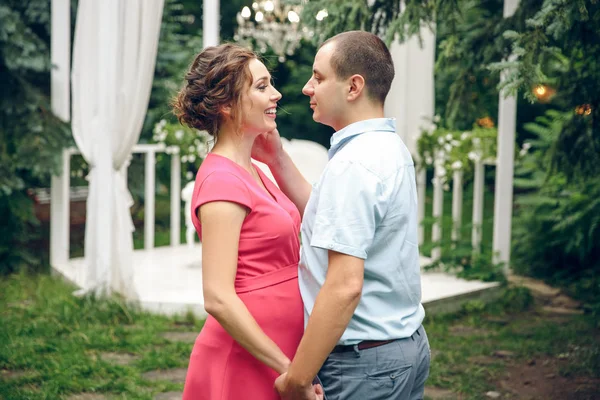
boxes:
[199,200,291,374]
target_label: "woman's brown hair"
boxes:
[172,43,257,138]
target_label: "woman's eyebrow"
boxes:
[253,75,271,84]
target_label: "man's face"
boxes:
[302,42,347,131]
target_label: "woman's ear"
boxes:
[347,74,366,101]
[220,104,232,117]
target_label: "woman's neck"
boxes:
[211,128,256,172]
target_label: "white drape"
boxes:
[71,0,164,297]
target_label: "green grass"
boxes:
[0,273,203,399]
[2,274,598,399]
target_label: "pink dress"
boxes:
[182,153,304,400]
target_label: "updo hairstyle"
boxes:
[172,43,257,138]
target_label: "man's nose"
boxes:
[302,81,313,96]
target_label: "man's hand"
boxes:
[274,372,324,400]
[252,129,284,166]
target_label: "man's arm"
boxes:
[252,130,313,216]
[268,150,313,217]
[285,250,364,388]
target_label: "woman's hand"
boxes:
[274,372,325,400]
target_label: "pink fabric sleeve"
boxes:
[192,171,253,216]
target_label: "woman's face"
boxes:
[240,59,282,135]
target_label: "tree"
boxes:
[492,0,600,179]
[0,1,72,273]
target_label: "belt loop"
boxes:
[352,344,360,357]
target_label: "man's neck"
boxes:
[335,106,385,132]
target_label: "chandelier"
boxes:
[235,0,328,62]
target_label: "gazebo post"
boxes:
[203,0,220,48]
[50,0,71,267]
[492,0,520,273]
[385,26,436,248]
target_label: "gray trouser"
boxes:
[317,325,430,400]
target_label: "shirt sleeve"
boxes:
[310,160,389,259]
[192,171,253,216]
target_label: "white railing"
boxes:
[417,157,497,261]
[50,144,181,267]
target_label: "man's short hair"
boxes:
[321,31,395,105]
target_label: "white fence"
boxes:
[50,144,181,267]
[417,157,497,261]
[50,142,498,267]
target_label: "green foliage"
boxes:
[0,192,42,275]
[492,0,600,102]
[417,122,498,180]
[151,118,211,184]
[0,1,72,274]
[434,0,508,129]
[423,234,506,283]
[490,0,600,179]
[498,286,534,313]
[297,0,459,45]
[512,109,600,317]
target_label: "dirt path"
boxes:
[490,276,598,400]
[425,275,599,400]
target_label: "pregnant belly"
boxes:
[197,273,304,359]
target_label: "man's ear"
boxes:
[347,74,366,101]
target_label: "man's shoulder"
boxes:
[333,132,413,178]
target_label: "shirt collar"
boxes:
[328,118,396,159]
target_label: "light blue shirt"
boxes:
[299,118,425,345]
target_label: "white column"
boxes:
[203,0,220,48]
[385,37,409,141]
[431,166,444,261]
[417,168,426,245]
[404,26,436,156]
[145,151,156,250]
[472,160,485,253]
[451,170,463,243]
[50,0,71,267]
[51,0,71,122]
[385,26,436,156]
[492,0,520,271]
[170,150,181,247]
[50,149,71,266]
[385,26,435,247]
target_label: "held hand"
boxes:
[252,129,284,166]
[274,372,322,400]
[313,383,325,400]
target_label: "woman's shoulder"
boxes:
[196,154,244,182]
[192,154,254,207]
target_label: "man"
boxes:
[253,30,430,400]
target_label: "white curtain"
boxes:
[71,0,164,297]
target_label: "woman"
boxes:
[173,44,322,400]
